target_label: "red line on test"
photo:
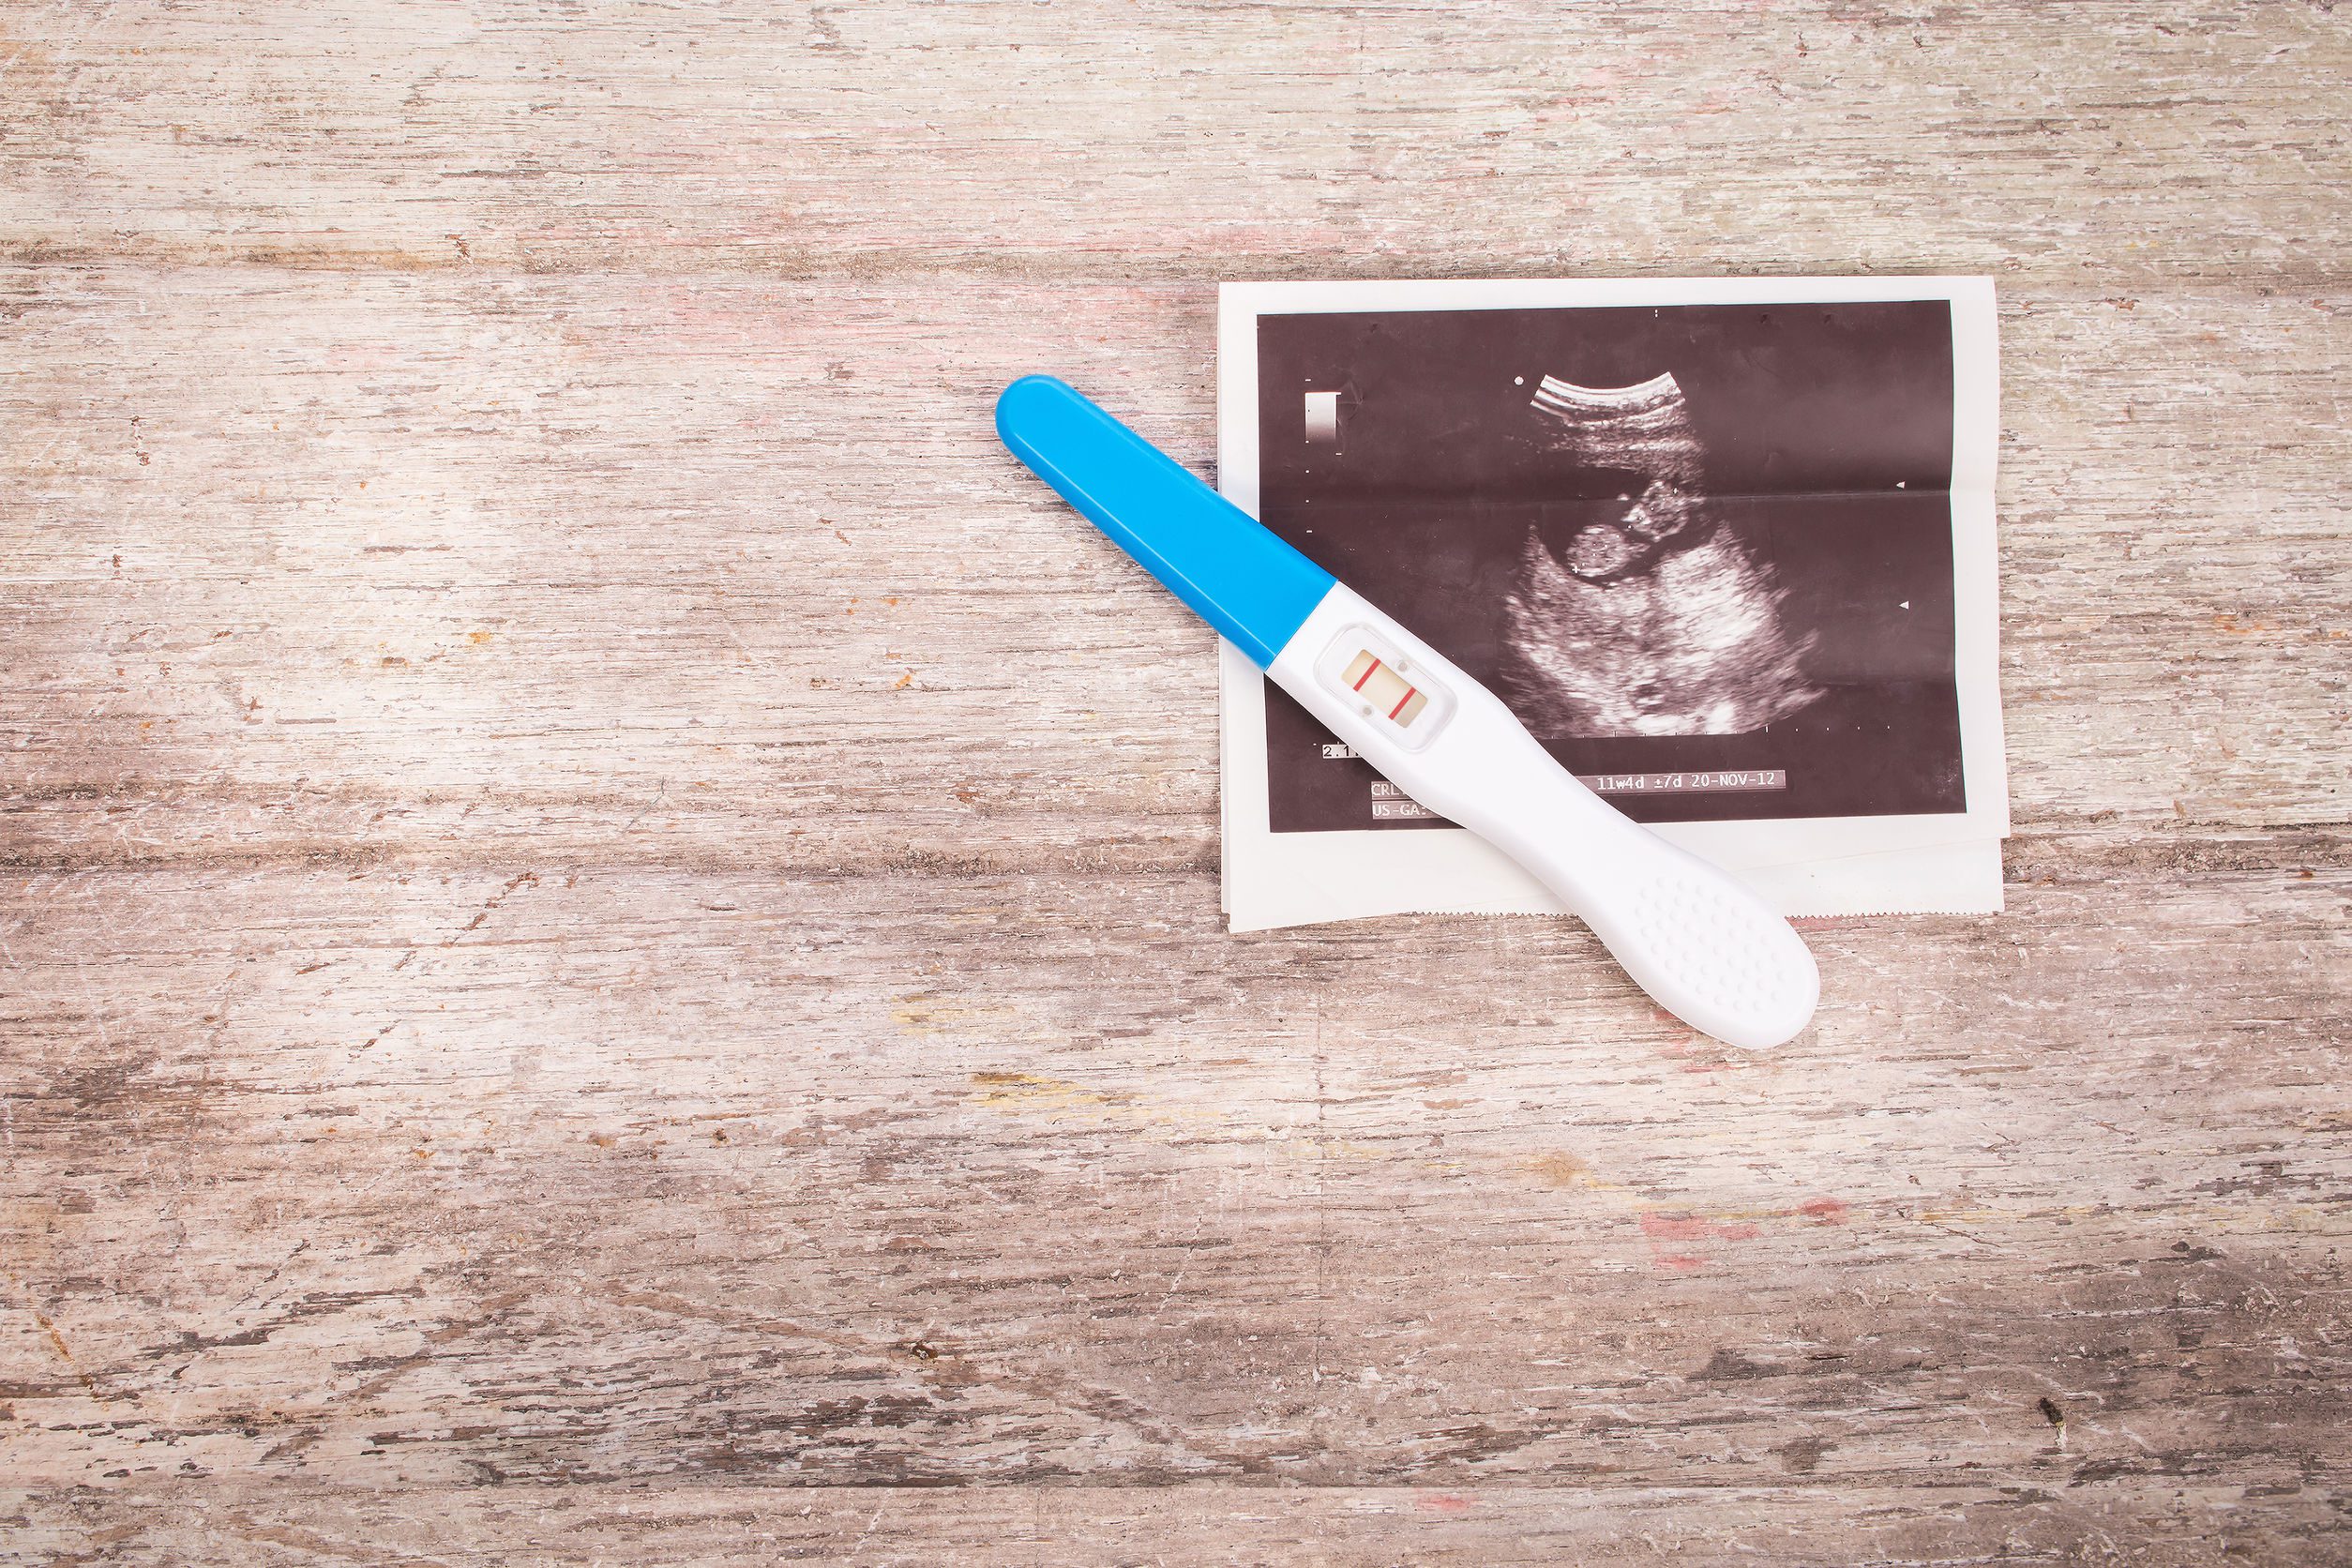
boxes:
[1389,687,1415,719]
[1352,658,1380,692]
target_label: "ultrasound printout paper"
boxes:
[1215,278,2008,930]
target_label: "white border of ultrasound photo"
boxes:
[1215,277,2009,930]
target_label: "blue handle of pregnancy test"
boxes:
[994,375,1335,668]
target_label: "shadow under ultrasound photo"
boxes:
[1255,300,1967,832]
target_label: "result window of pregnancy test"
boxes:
[1341,649,1430,727]
[1315,626,1455,751]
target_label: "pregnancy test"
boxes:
[995,375,1818,1049]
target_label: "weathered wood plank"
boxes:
[4,269,2344,874]
[0,2,2344,284]
[3,867,2344,1503]
[3,1476,2343,1566]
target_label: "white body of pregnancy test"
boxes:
[996,375,1819,1049]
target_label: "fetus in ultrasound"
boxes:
[1501,372,1819,738]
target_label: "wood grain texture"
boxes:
[3,0,2347,1561]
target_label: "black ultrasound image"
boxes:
[1257,300,1966,831]
[1508,370,1819,737]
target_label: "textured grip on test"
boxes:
[1585,852,1819,1050]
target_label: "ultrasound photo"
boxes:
[1252,298,1968,833]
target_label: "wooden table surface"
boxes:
[4,3,2347,1562]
